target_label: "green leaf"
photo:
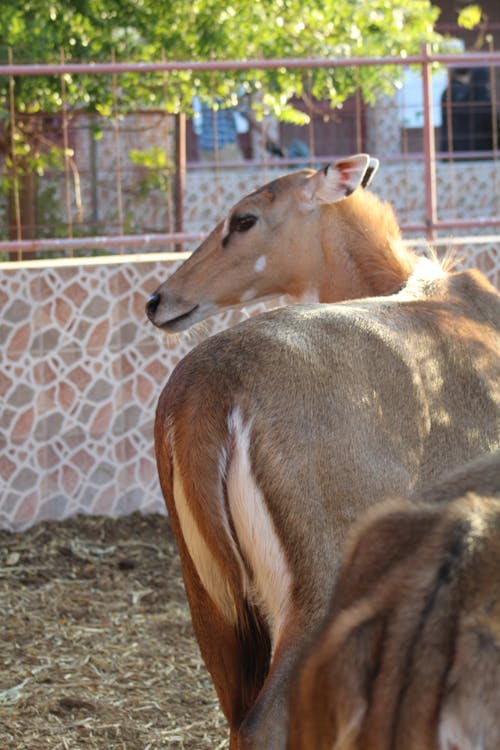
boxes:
[278,106,310,126]
[457,5,482,30]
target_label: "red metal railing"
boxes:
[1,47,500,258]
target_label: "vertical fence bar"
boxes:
[398,79,411,226]
[306,71,316,165]
[443,64,457,222]
[8,48,22,258]
[89,115,99,231]
[355,85,363,153]
[174,111,186,251]
[211,97,223,212]
[60,49,73,247]
[421,44,437,241]
[488,37,500,210]
[260,100,269,182]
[207,73,224,212]
[211,102,220,165]
[111,49,124,245]
[444,67,454,155]
[161,50,174,234]
[167,168,174,235]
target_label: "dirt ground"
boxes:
[0,512,229,749]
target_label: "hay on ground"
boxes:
[0,513,229,749]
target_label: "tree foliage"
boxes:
[457,4,483,30]
[0,0,444,244]
[1,0,442,118]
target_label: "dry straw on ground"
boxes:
[0,512,229,749]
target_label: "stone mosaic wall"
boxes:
[0,258,272,531]
[1,241,499,531]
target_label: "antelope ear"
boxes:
[361,157,379,188]
[300,153,371,208]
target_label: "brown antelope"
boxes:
[411,447,500,506]
[152,255,500,747]
[288,451,500,750]
[145,153,419,332]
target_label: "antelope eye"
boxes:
[231,214,257,233]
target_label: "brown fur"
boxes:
[288,451,500,750]
[147,155,418,332]
[154,265,500,748]
[413,449,500,505]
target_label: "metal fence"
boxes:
[1,47,500,263]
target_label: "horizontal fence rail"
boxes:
[0,232,205,254]
[3,50,500,75]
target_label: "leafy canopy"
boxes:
[0,0,442,119]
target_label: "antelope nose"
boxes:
[146,291,161,321]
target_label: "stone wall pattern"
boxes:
[0,259,275,530]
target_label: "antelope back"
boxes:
[154,266,500,748]
[288,451,500,750]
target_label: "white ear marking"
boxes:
[300,153,371,208]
